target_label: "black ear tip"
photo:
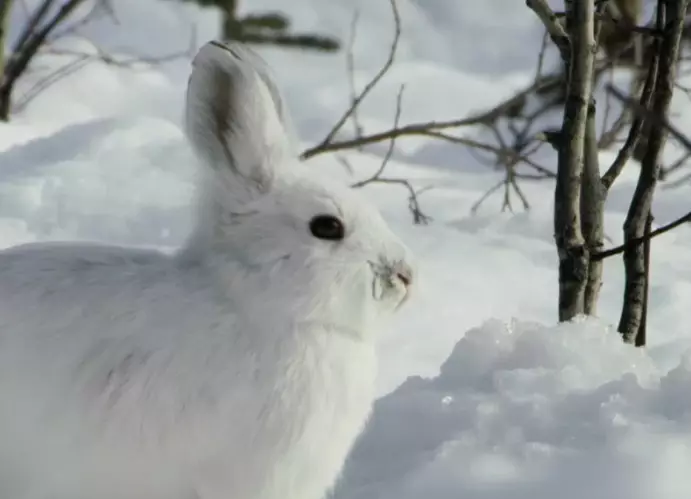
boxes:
[208,40,242,60]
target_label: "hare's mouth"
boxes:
[369,265,409,311]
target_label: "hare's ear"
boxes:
[185,41,293,205]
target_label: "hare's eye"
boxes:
[309,214,345,241]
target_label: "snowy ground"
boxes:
[3,0,691,497]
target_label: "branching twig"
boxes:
[301,79,559,160]
[351,85,405,189]
[601,51,660,190]
[311,0,400,151]
[471,179,505,214]
[14,39,195,112]
[349,85,429,224]
[605,83,691,154]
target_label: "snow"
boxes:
[334,318,687,499]
[3,0,691,497]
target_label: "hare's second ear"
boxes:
[185,41,293,204]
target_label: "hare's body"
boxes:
[0,41,413,499]
[0,243,375,499]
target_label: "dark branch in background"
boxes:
[616,0,688,346]
[0,0,194,120]
[183,0,339,52]
[14,32,196,113]
[350,85,404,189]
[0,0,89,121]
[476,122,532,213]
[606,83,691,151]
[0,1,12,83]
[226,31,337,51]
[302,75,561,163]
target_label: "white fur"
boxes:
[0,41,414,499]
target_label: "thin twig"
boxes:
[0,0,89,119]
[312,0,400,150]
[605,83,691,154]
[592,210,691,260]
[301,79,557,160]
[471,179,505,213]
[352,85,405,189]
[534,29,549,81]
[345,9,364,142]
[601,50,660,190]
[349,85,428,224]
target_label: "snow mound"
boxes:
[0,116,195,248]
[334,318,691,499]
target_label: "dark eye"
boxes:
[309,214,345,241]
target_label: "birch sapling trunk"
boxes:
[581,99,605,315]
[554,0,596,321]
[618,0,688,344]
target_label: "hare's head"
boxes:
[184,41,414,338]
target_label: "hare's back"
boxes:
[0,241,189,348]
[0,242,218,497]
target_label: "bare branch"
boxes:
[351,85,404,189]
[348,85,428,223]
[0,0,89,120]
[311,0,400,151]
[471,179,505,214]
[662,165,691,188]
[592,210,691,261]
[10,0,54,55]
[601,49,660,190]
[14,39,195,113]
[301,80,552,160]
[660,149,691,180]
[48,0,114,40]
[0,0,14,77]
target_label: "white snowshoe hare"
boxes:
[0,41,414,499]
